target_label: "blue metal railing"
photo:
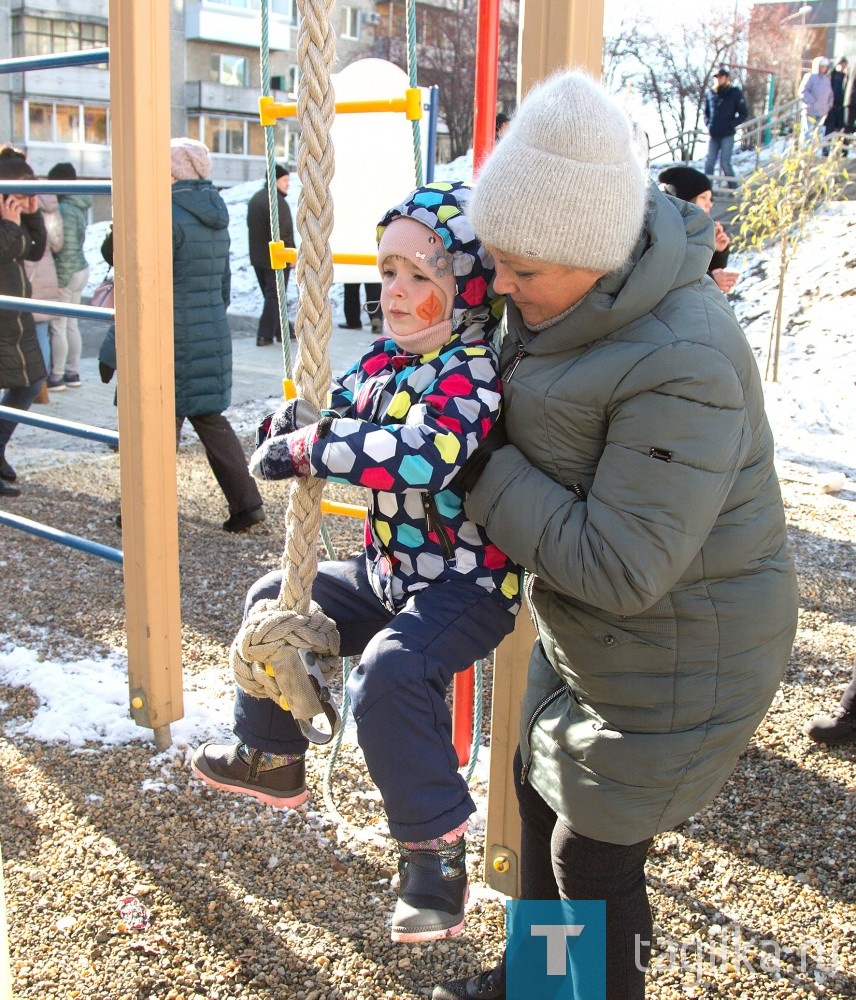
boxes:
[0,48,109,74]
[0,44,119,564]
[0,294,114,322]
[0,407,122,563]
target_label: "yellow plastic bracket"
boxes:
[270,242,377,270]
[283,377,296,401]
[259,89,423,126]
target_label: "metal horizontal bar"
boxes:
[0,510,122,564]
[0,405,118,447]
[0,48,110,74]
[0,180,111,195]
[0,295,114,321]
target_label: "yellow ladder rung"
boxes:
[269,243,377,270]
[259,89,422,126]
[321,499,367,520]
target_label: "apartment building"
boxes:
[0,0,380,205]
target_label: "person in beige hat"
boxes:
[433,70,797,1000]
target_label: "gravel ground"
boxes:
[0,431,854,1000]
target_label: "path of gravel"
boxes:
[0,434,854,999]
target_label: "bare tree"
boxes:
[376,0,518,162]
[604,10,748,162]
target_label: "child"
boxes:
[191,181,521,942]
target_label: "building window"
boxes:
[203,116,246,155]
[55,104,81,143]
[287,65,300,98]
[210,53,249,86]
[13,100,109,146]
[341,7,361,39]
[208,0,293,11]
[12,15,108,56]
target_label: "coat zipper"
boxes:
[569,482,587,500]
[501,346,527,381]
[421,491,455,562]
[519,684,567,786]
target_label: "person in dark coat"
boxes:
[0,155,47,498]
[246,164,294,346]
[657,166,738,294]
[703,66,749,190]
[846,63,856,132]
[825,57,849,135]
[165,140,266,531]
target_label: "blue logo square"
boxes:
[506,899,606,1000]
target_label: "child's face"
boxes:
[380,256,449,336]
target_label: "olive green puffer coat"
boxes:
[466,187,798,845]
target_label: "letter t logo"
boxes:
[531,924,585,975]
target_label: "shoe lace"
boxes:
[474,969,498,996]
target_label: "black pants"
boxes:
[505,747,652,1000]
[176,412,262,515]
[254,265,291,341]
[0,379,45,455]
[343,282,381,327]
[839,662,856,712]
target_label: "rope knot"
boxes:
[231,598,340,721]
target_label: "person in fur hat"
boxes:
[191,182,521,945]
[431,70,796,1000]
[166,137,264,531]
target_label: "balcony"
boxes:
[185,80,264,117]
[184,0,295,49]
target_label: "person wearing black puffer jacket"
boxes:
[0,155,47,498]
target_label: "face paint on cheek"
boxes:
[415,290,443,323]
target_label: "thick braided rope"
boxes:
[232,0,338,712]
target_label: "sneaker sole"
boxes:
[391,914,466,943]
[190,759,308,809]
[47,384,66,391]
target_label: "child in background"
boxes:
[192,181,521,943]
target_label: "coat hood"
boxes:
[59,192,92,211]
[171,180,229,231]
[377,181,504,343]
[506,183,715,354]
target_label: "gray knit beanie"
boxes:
[469,71,648,273]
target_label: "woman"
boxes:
[0,155,47,498]
[168,137,264,532]
[433,71,797,1000]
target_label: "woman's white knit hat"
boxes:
[468,71,648,274]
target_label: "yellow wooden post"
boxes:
[0,841,10,1000]
[483,0,604,897]
[109,0,183,751]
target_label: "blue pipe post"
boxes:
[0,512,123,564]
[425,86,439,183]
